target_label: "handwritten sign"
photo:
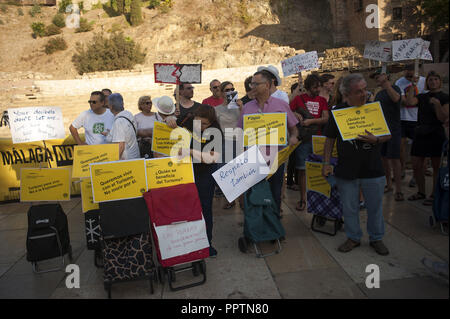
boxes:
[306,161,331,198]
[392,38,429,61]
[154,63,202,84]
[72,144,119,178]
[90,159,147,203]
[331,102,391,141]
[363,41,392,62]
[8,107,65,144]
[420,40,433,61]
[266,142,300,179]
[212,145,269,203]
[154,218,210,260]
[152,122,192,156]
[281,51,320,77]
[312,135,338,158]
[145,157,195,189]
[20,168,71,202]
[80,178,99,213]
[243,113,287,147]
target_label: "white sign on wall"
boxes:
[281,51,320,77]
[7,106,65,144]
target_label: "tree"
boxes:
[130,0,143,26]
[422,0,449,32]
[116,0,125,14]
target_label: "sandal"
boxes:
[384,186,393,193]
[295,200,306,211]
[394,192,404,202]
[408,192,426,201]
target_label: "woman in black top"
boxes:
[406,71,449,205]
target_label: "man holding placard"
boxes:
[323,74,391,256]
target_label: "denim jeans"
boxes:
[335,176,386,242]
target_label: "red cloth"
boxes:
[202,96,224,107]
[289,94,329,118]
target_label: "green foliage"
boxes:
[44,37,68,54]
[59,0,73,13]
[72,32,146,74]
[91,1,103,10]
[29,4,41,17]
[75,18,94,33]
[422,0,449,31]
[31,22,46,38]
[158,0,173,13]
[46,24,62,36]
[116,0,125,14]
[130,0,143,26]
[1,4,8,13]
[52,13,66,28]
[238,0,251,25]
[148,0,160,9]
[17,7,24,16]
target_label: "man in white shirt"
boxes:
[257,65,289,104]
[107,93,140,160]
[395,65,427,185]
[70,91,114,145]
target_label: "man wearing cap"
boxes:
[257,65,289,104]
[202,79,224,107]
[237,71,299,216]
[371,71,403,201]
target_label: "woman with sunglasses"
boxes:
[214,81,243,209]
[134,96,155,158]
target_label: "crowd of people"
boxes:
[70,64,449,258]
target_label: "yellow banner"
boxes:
[267,142,300,179]
[90,159,147,203]
[312,135,338,158]
[331,102,390,141]
[80,178,99,213]
[20,168,71,202]
[243,113,287,147]
[72,144,119,178]
[146,157,195,189]
[152,122,192,156]
[305,161,331,198]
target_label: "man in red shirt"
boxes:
[202,79,224,107]
[289,74,329,211]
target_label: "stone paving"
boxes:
[0,170,448,299]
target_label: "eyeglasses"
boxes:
[144,101,152,105]
[88,100,99,104]
[249,82,265,88]
[211,86,220,89]
[224,88,235,92]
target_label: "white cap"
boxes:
[155,96,175,115]
[257,65,282,86]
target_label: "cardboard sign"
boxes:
[8,107,65,144]
[266,142,300,179]
[392,38,429,61]
[152,122,192,156]
[212,145,269,203]
[154,63,202,84]
[72,144,119,178]
[226,91,239,109]
[281,51,320,77]
[20,168,71,202]
[154,218,210,260]
[312,135,338,158]
[331,102,391,141]
[306,161,331,198]
[80,178,99,213]
[420,40,433,61]
[90,159,147,203]
[243,113,287,147]
[363,41,392,62]
[145,157,195,189]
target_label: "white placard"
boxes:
[7,106,65,144]
[154,218,210,260]
[420,41,433,61]
[392,38,429,61]
[179,64,202,83]
[281,51,319,77]
[154,63,179,84]
[226,91,239,109]
[212,145,269,203]
[363,41,392,62]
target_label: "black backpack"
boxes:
[26,204,72,267]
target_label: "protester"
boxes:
[202,79,224,107]
[176,82,202,130]
[70,91,114,145]
[371,71,403,201]
[257,65,289,104]
[395,64,427,187]
[319,73,336,105]
[286,82,302,191]
[290,74,329,211]
[240,76,255,106]
[237,71,299,216]
[105,93,140,160]
[102,88,112,109]
[406,71,449,205]
[323,73,391,256]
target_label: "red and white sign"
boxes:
[154,63,202,84]
[281,51,319,77]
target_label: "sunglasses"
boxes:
[211,86,220,89]
[143,101,152,105]
[88,100,99,104]
[224,88,235,92]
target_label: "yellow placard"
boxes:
[152,122,192,156]
[312,136,338,158]
[243,113,287,147]
[145,157,195,189]
[331,102,390,141]
[80,178,99,213]
[20,168,71,202]
[90,159,147,203]
[305,161,331,198]
[266,142,300,179]
[72,144,119,178]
